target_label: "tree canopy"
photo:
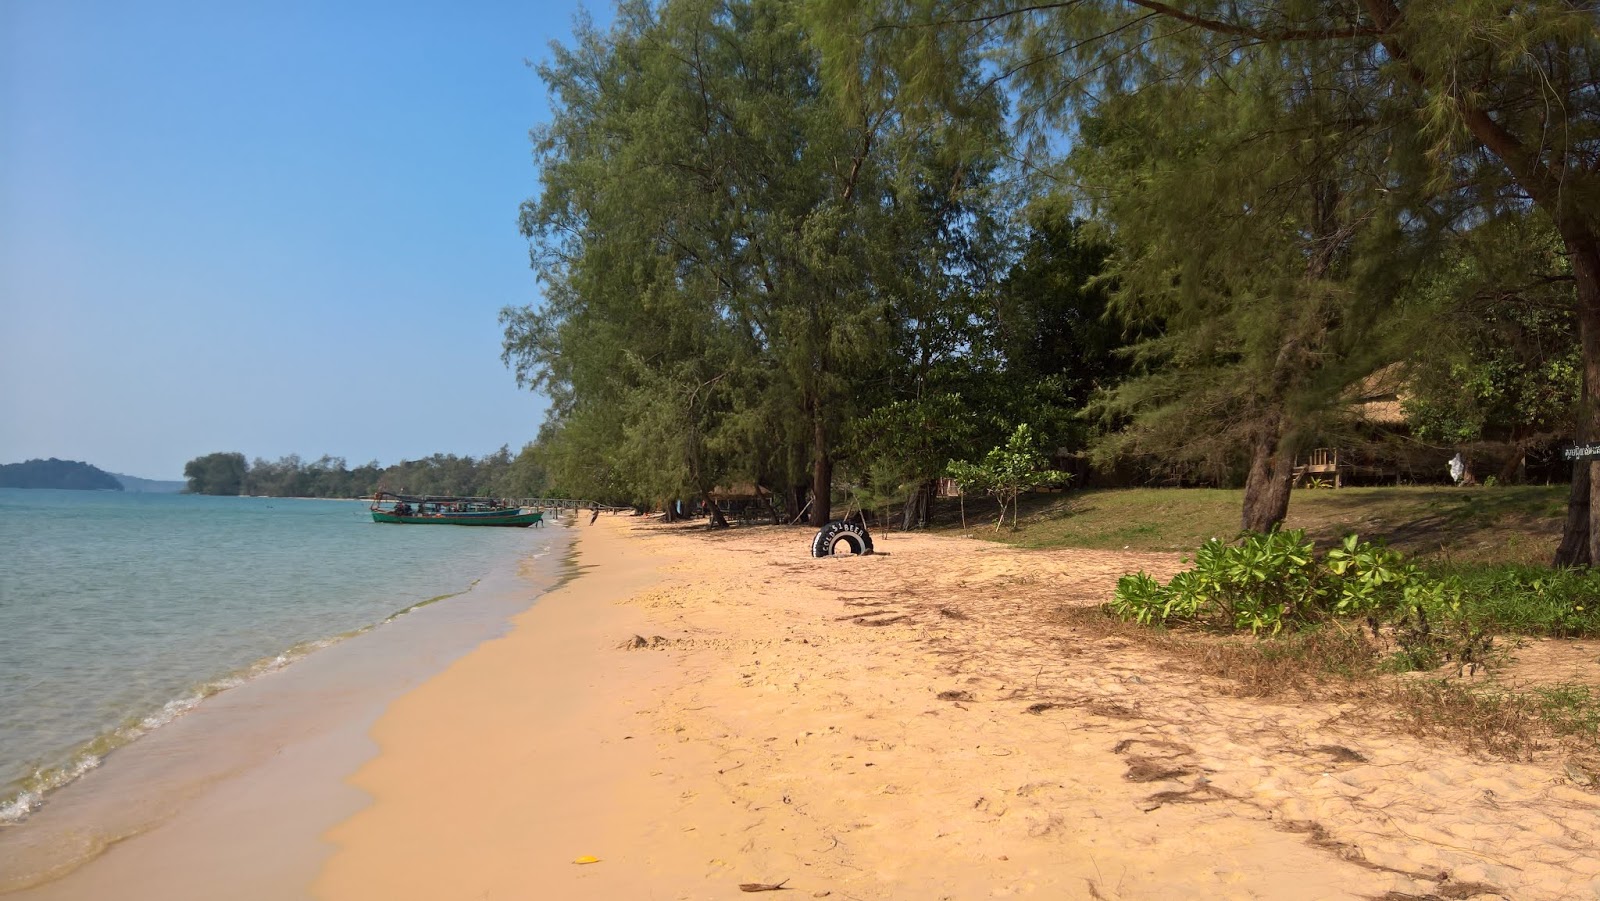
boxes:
[499,0,1596,555]
[183,452,248,496]
[504,0,1010,526]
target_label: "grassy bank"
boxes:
[924,485,1598,760]
[933,485,1566,565]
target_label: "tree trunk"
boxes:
[901,480,933,530]
[1555,228,1600,567]
[1241,417,1296,533]
[661,500,680,523]
[810,414,832,527]
[1496,443,1524,485]
[787,483,809,525]
[1555,462,1591,568]
[701,489,729,529]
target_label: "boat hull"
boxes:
[371,510,543,527]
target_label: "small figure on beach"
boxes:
[589,503,600,525]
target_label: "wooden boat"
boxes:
[369,492,544,527]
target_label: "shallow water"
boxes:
[0,489,554,821]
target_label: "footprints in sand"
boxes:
[624,527,1600,900]
[836,598,914,627]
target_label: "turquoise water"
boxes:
[0,489,553,821]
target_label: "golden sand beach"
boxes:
[315,517,1600,900]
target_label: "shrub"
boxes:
[1113,531,1600,640]
[1412,564,1600,637]
[1111,530,1413,633]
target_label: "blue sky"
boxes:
[1,1,594,478]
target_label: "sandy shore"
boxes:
[316,518,1600,901]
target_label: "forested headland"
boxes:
[181,447,548,499]
[500,0,1600,563]
[0,459,124,491]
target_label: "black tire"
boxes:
[811,520,874,557]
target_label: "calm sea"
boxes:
[0,489,556,822]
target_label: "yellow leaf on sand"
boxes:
[573,856,601,865]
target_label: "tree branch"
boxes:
[1121,0,1384,42]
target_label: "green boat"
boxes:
[369,492,544,527]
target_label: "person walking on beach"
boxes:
[589,503,600,525]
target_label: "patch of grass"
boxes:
[1387,680,1544,760]
[1388,682,1599,760]
[1187,625,1382,694]
[1412,563,1600,637]
[941,488,1243,551]
[1530,684,1600,741]
[933,485,1567,565]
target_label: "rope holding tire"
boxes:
[811,520,874,557]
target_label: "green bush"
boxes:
[1411,564,1600,637]
[1112,530,1414,633]
[1113,531,1600,640]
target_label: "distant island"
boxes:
[111,473,186,493]
[182,447,547,499]
[0,458,124,491]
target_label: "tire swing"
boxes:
[811,519,874,557]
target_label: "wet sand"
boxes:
[316,518,1600,900]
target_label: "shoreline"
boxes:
[318,518,1599,900]
[314,513,689,898]
[0,524,573,899]
[0,581,482,829]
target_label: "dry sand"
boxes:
[316,518,1600,900]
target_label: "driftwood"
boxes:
[738,878,790,892]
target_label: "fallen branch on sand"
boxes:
[738,878,790,892]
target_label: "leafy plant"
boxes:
[1324,533,1415,616]
[1112,531,1415,634]
[945,424,1071,531]
[1408,564,1600,638]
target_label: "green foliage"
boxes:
[945,424,1070,530]
[1529,685,1600,741]
[1325,534,1415,617]
[0,458,123,491]
[181,447,540,500]
[498,443,550,498]
[1398,220,1580,455]
[1111,531,1415,634]
[498,0,1599,541]
[183,452,247,496]
[1385,598,1495,676]
[1113,528,1600,642]
[975,204,1133,453]
[821,0,1600,548]
[1074,52,1429,492]
[847,394,977,509]
[374,447,516,498]
[502,0,1005,520]
[1407,564,1600,639]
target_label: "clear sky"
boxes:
[1,0,593,478]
